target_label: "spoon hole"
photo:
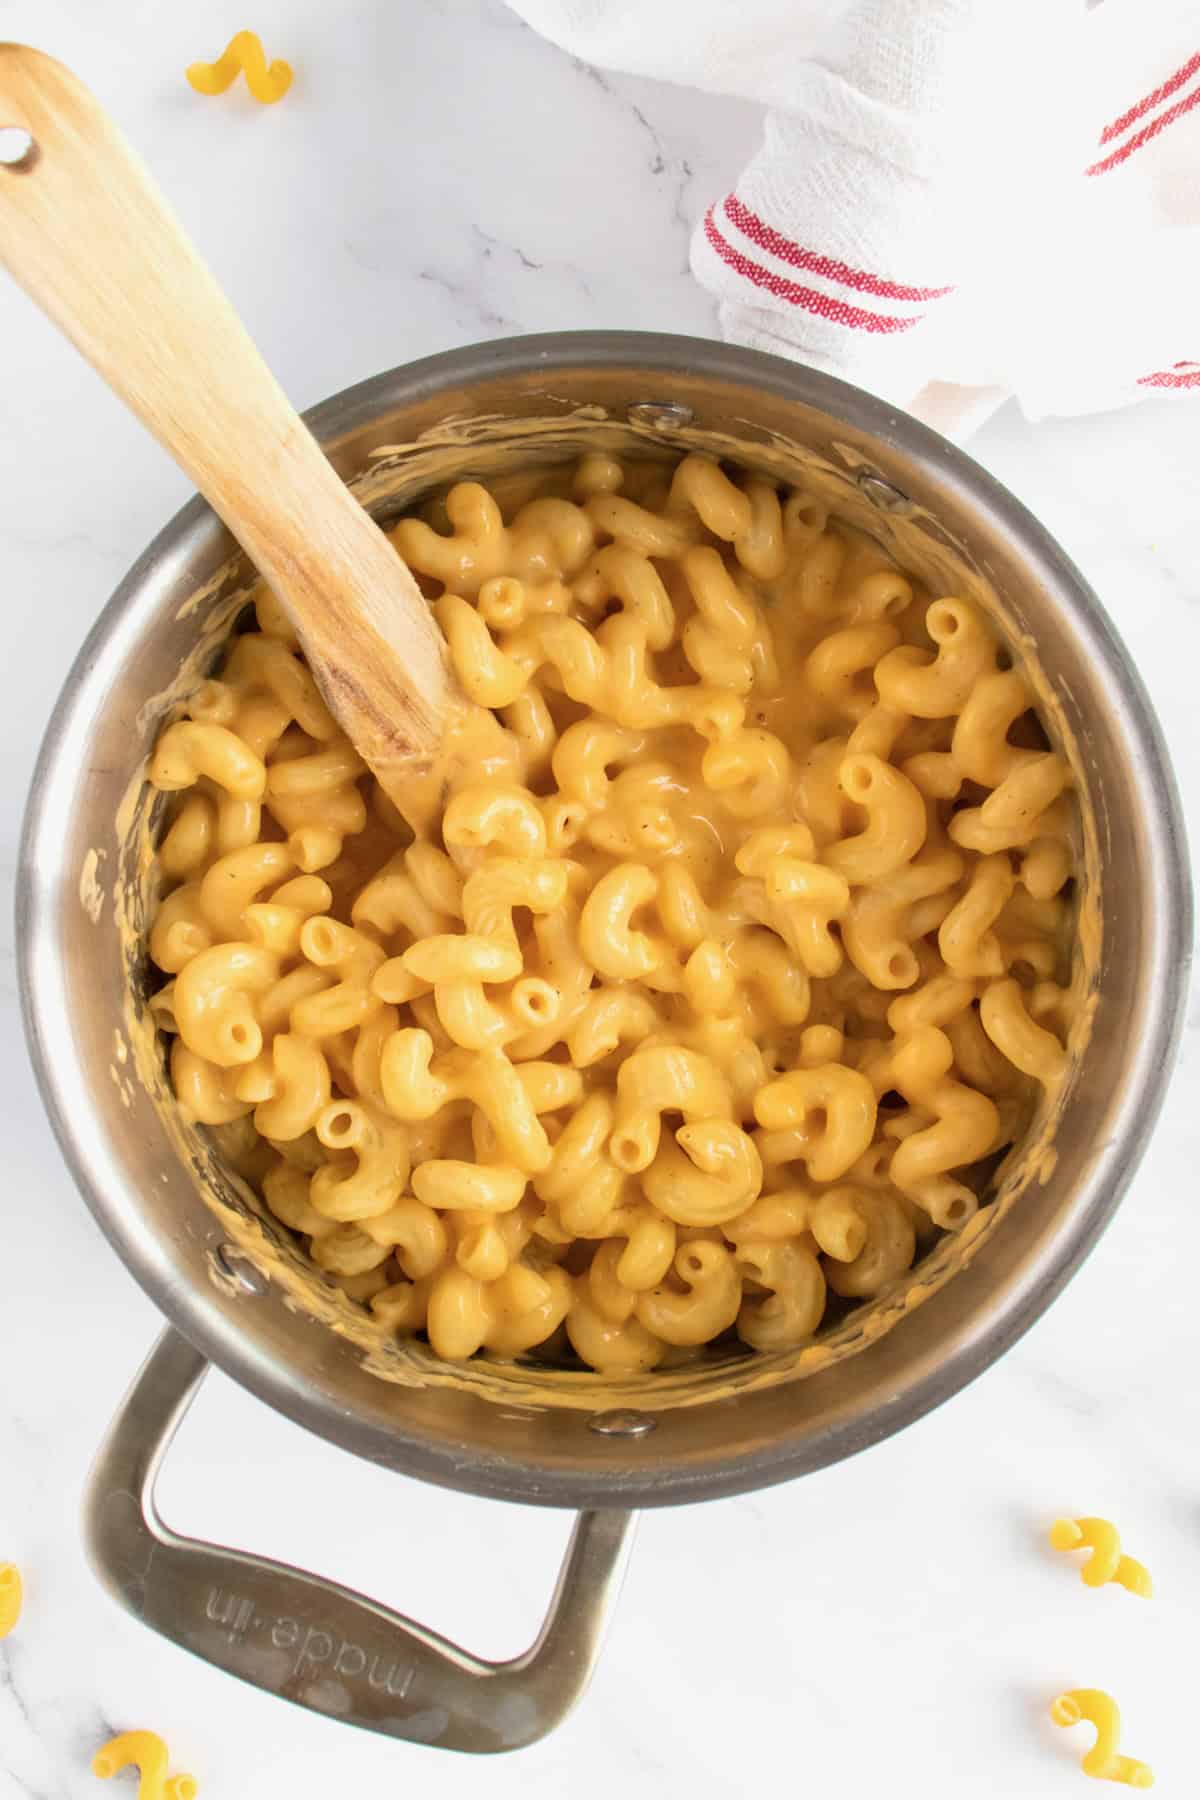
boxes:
[0,128,37,170]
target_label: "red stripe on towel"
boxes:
[703,208,923,334]
[722,195,954,302]
[1137,361,1200,389]
[1099,52,1200,144]
[1088,78,1200,174]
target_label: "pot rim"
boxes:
[17,331,1193,1507]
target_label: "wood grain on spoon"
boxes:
[0,43,455,800]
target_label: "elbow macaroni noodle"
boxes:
[0,1563,21,1638]
[148,451,1081,1370]
[186,30,292,104]
[93,1732,198,1800]
[1050,1517,1153,1598]
[1050,1692,1153,1788]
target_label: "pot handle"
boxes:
[85,1328,637,1753]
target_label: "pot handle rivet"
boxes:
[214,1244,270,1295]
[627,401,694,430]
[588,1409,657,1437]
[856,469,913,513]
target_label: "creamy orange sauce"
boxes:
[103,409,1099,1411]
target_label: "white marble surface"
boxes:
[0,2,1197,1795]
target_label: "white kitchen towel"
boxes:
[508,0,1200,437]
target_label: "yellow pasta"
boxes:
[93,1731,198,1800]
[1050,1518,1152,1598]
[1050,1691,1153,1788]
[0,1562,21,1638]
[186,30,292,104]
[147,451,1081,1370]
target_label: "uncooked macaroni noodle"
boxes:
[0,1563,20,1638]
[1051,1691,1153,1788]
[147,451,1080,1370]
[93,1732,198,1800]
[186,31,292,104]
[1050,1518,1152,1597]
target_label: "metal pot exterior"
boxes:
[18,332,1192,1513]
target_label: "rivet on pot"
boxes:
[627,401,694,430]
[856,469,913,513]
[215,1244,270,1296]
[588,1408,658,1438]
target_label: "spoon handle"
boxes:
[0,44,448,772]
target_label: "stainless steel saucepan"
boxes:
[17,333,1191,1753]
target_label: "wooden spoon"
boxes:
[0,44,453,796]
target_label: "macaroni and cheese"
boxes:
[147,451,1079,1371]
